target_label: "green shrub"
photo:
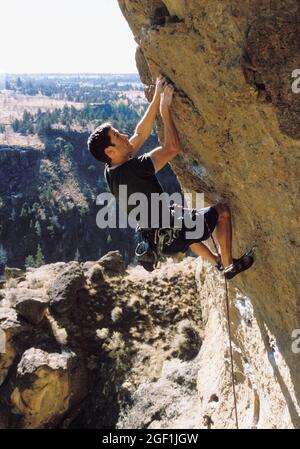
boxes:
[25,245,45,269]
[25,255,36,269]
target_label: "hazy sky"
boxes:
[0,0,138,73]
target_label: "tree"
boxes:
[12,119,20,132]
[31,202,40,213]
[35,244,45,267]
[35,220,42,237]
[0,244,7,266]
[50,214,59,228]
[28,123,34,134]
[20,204,29,218]
[39,186,52,203]
[36,116,51,134]
[74,248,80,261]
[25,255,36,269]
[63,142,74,157]
[5,80,12,90]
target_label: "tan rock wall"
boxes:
[118,0,300,427]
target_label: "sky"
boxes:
[0,0,138,73]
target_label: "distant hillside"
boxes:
[0,128,180,276]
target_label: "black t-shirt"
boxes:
[104,153,170,229]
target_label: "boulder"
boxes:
[82,261,95,271]
[11,348,87,428]
[4,267,25,282]
[48,262,85,314]
[98,251,126,276]
[0,308,26,386]
[15,289,49,325]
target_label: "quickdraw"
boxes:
[153,227,181,267]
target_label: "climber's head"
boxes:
[87,122,113,165]
[87,122,133,166]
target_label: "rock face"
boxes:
[0,307,27,387]
[194,259,299,429]
[116,0,300,427]
[15,289,49,324]
[48,261,85,314]
[10,348,85,429]
[0,251,300,428]
[98,251,127,276]
[0,254,205,428]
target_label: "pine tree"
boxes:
[63,142,74,157]
[12,119,20,132]
[35,220,42,237]
[25,255,36,269]
[35,244,45,267]
[0,244,7,266]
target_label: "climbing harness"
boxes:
[135,203,183,271]
[135,225,181,271]
[154,227,181,265]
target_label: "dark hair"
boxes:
[87,122,114,164]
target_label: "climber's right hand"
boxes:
[160,84,174,117]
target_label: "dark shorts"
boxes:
[161,206,219,255]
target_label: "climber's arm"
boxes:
[129,75,166,154]
[129,97,159,153]
[148,87,180,172]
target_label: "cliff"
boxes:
[115,0,300,427]
[0,0,300,429]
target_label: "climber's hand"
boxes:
[153,74,167,100]
[160,84,174,116]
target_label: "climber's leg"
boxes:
[213,204,233,268]
[189,241,220,265]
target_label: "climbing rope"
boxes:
[203,213,239,429]
[137,204,240,428]
[224,276,239,429]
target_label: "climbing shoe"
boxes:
[215,257,242,272]
[215,261,224,272]
[224,253,254,280]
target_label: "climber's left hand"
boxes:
[153,74,167,100]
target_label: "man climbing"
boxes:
[87,74,254,280]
